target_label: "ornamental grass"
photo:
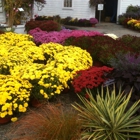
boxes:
[6,104,82,140]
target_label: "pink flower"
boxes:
[28,28,103,45]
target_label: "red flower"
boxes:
[72,66,113,94]
[85,93,89,99]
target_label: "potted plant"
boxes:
[89,18,98,26]
[107,53,140,114]
[10,43,93,104]
[25,20,60,32]
[72,66,113,98]
[0,74,32,123]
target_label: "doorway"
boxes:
[95,0,118,23]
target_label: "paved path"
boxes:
[65,22,140,37]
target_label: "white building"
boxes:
[33,0,140,23]
[0,0,139,24]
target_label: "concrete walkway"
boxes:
[65,22,140,38]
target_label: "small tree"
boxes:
[3,0,46,27]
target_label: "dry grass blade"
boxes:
[6,103,82,140]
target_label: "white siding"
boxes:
[1,0,139,24]
[33,0,95,19]
[117,0,140,16]
[0,12,6,23]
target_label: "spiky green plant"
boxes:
[72,86,140,140]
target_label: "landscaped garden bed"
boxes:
[0,19,140,139]
[118,4,140,32]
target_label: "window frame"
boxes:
[62,0,73,10]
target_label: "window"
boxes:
[0,0,3,12]
[64,0,72,8]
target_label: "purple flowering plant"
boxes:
[28,28,103,45]
[89,18,98,24]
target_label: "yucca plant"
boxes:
[72,86,140,140]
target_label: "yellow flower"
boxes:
[11,117,18,122]
[40,89,44,94]
[0,112,7,118]
[7,96,12,100]
[8,111,13,116]
[18,105,27,112]
[24,103,28,107]
[1,106,7,111]
[44,93,49,99]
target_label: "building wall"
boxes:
[0,0,139,24]
[33,0,96,19]
[0,12,6,23]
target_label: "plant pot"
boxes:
[61,88,71,94]
[93,60,104,67]
[0,116,11,124]
[29,98,42,108]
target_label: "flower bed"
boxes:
[119,18,140,32]
[72,66,113,98]
[0,32,92,121]
[28,28,103,45]
[25,20,60,32]
[35,15,98,27]
[64,35,134,65]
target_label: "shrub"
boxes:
[7,104,82,140]
[77,19,91,27]
[108,53,140,114]
[10,43,93,101]
[72,86,140,140]
[64,35,131,65]
[118,15,126,25]
[118,34,140,53]
[126,5,140,13]
[64,36,100,62]
[89,18,98,24]
[72,66,113,98]
[25,20,60,32]
[28,28,103,45]
[0,32,45,75]
[118,5,140,29]
[61,16,98,27]
[0,32,93,106]
[0,74,32,122]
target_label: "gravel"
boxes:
[0,123,12,140]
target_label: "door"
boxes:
[104,0,118,22]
